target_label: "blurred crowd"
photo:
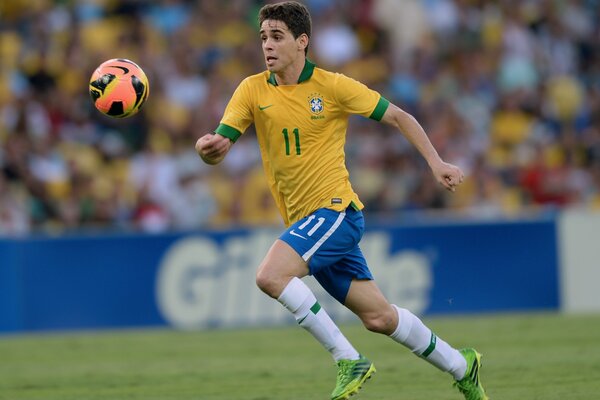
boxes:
[1,0,599,235]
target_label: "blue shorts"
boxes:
[279,206,373,304]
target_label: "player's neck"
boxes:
[274,57,306,86]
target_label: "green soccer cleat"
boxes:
[330,355,376,400]
[454,348,489,400]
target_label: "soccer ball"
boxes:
[89,58,150,118]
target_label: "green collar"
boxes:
[267,59,315,86]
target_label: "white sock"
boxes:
[278,277,360,361]
[389,305,467,380]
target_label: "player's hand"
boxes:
[431,161,464,192]
[195,133,232,165]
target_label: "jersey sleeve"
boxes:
[215,77,255,143]
[333,73,389,121]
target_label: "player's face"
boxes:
[260,19,305,73]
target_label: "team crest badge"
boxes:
[308,93,324,115]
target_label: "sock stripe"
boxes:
[310,301,321,315]
[297,301,321,325]
[421,332,437,358]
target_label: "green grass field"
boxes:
[0,312,598,400]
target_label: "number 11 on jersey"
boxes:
[282,128,301,155]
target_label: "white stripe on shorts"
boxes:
[301,211,346,261]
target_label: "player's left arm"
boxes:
[380,103,464,192]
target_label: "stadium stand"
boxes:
[0,0,599,235]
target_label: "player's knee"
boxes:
[360,309,396,334]
[255,269,279,298]
[255,270,271,293]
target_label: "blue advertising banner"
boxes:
[0,217,559,333]
[377,219,559,315]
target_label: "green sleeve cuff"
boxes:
[368,96,390,121]
[215,123,242,143]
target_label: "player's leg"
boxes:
[345,279,466,376]
[264,207,374,400]
[256,239,359,361]
[255,238,309,298]
[344,279,488,399]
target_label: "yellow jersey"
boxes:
[215,60,389,226]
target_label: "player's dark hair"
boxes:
[258,1,312,55]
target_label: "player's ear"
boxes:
[297,33,309,52]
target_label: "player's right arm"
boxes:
[195,133,232,165]
[196,77,254,165]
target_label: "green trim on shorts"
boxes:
[349,201,361,211]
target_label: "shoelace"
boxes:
[336,360,354,385]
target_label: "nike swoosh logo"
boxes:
[110,65,129,74]
[289,230,307,240]
[258,104,273,111]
